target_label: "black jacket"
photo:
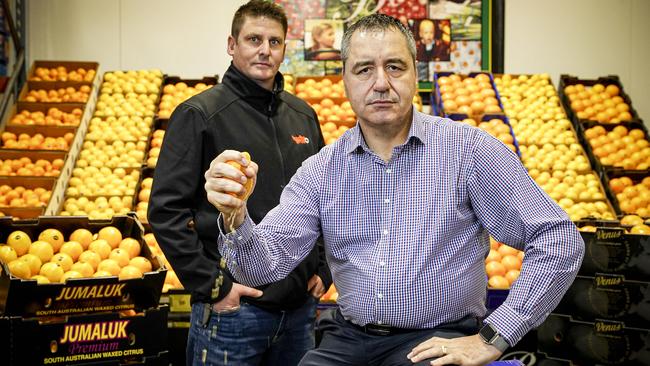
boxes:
[148,64,332,310]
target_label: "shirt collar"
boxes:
[345,107,427,154]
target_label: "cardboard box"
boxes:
[555,274,650,328]
[0,305,168,366]
[0,176,57,218]
[28,60,99,83]
[578,228,650,281]
[0,214,166,317]
[537,314,650,365]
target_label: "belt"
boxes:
[338,311,413,336]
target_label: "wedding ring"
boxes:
[441,345,447,354]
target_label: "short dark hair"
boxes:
[231,0,288,39]
[341,14,416,70]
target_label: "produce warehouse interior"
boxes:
[0,0,647,365]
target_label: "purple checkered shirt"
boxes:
[218,110,584,346]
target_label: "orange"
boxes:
[119,238,141,259]
[8,259,31,279]
[501,255,522,271]
[19,254,42,276]
[165,270,182,287]
[31,274,50,284]
[0,245,18,263]
[488,275,510,289]
[7,230,32,256]
[485,261,507,277]
[28,240,54,263]
[97,226,122,248]
[50,253,74,271]
[485,249,501,263]
[38,228,65,252]
[505,269,520,285]
[39,262,64,283]
[497,245,519,258]
[59,241,83,261]
[109,248,130,267]
[129,256,152,273]
[78,250,101,270]
[118,265,143,280]
[69,228,93,249]
[144,233,157,247]
[70,262,94,277]
[61,270,83,282]
[89,239,112,259]
[93,270,113,278]
[97,259,121,276]
[226,152,254,200]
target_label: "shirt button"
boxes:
[383,230,388,235]
[377,320,383,325]
[384,198,390,203]
[379,261,386,266]
[377,293,384,299]
[385,169,392,174]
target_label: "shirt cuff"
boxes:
[483,302,531,347]
[217,213,255,271]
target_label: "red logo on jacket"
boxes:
[291,135,310,144]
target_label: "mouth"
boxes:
[368,100,396,107]
[253,62,273,68]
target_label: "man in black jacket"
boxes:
[148,1,331,365]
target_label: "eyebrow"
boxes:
[352,58,408,70]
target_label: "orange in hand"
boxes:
[227,151,254,200]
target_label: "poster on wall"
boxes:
[304,19,344,61]
[277,0,485,79]
[429,0,481,40]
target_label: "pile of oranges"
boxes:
[135,177,153,224]
[143,232,182,292]
[437,73,502,119]
[0,226,155,283]
[158,82,214,119]
[30,66,96,82]
[0,157,64,177]
[295,78,346,100]
[609,176,650,217]
[10,108,83,127]
[0,185,51,208]
[146,130,165,168]
[485,239,523,289]
[584,125,650,170]
[564,83,633,124]
[22,86,91,103]
[1,131,73,151]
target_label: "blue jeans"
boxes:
[186,296,318,366]
[299,309,480,366]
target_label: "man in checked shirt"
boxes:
[205,14,585,366]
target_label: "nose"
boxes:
[258,40,271,56]
[373,68,389,92]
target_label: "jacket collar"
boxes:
[222,63,284,116]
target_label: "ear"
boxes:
[227,35,236,57]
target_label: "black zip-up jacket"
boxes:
[148,64,332,310]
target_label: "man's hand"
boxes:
[407,334,502,366]
[211,282,263,312]
[307,274,325,298]
[205,150,258,231]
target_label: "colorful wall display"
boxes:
[277,0,488,79]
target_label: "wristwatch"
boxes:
[479,323,509,352]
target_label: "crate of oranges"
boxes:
[485,238,524,310]
[156,76,218,120]
[0,214,166,317]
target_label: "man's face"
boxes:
[343,29,416,130]
[228,16,286,90]
[419,21,434,45]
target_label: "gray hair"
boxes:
[340,14,416,71]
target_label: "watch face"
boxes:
[480,324,498,342]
